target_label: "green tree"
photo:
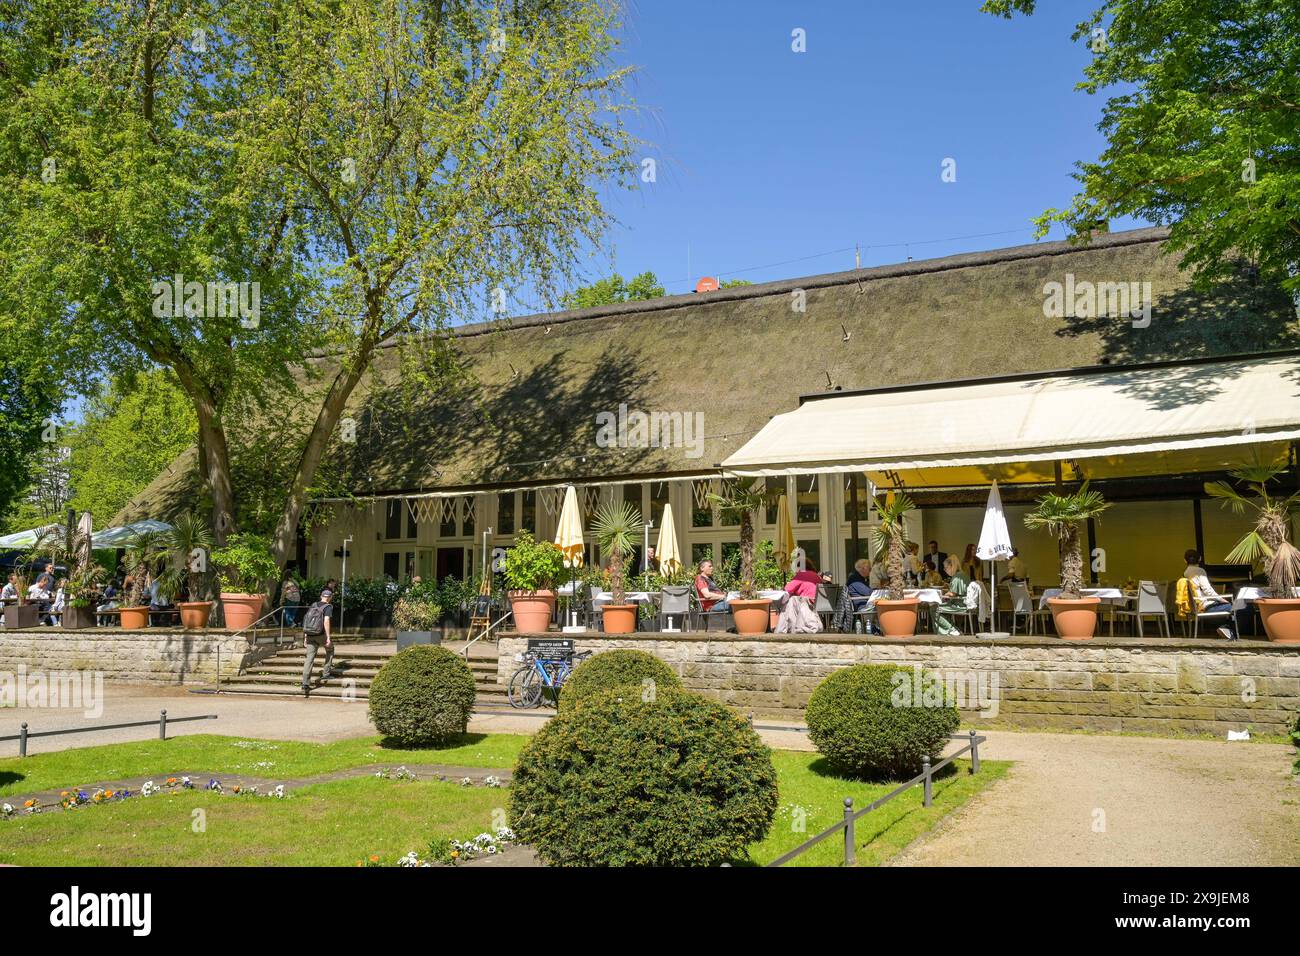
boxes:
[66,371,197,525]
[984,0,1300,296]
[562,270,665,309]
[0,362,56,526]
[0,0,635,566]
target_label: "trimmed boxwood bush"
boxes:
[367,645,477,746]
[510,688,778,866]
[558,648,682,711]
[805,664,960,780]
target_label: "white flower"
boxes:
[272,785,286,799]
[459,777,472,787]
[140,781,158,796]
[483,775,502,788]
[2,803,12,816]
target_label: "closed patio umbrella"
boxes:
[76,512,94,568]
[976,480,1015,638]
[656,502,682,577]
[553,486,585,631]
[773,494,796,573]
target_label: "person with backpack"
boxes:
[301,588,335,696]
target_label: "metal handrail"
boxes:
[461,609,514,658]
[766,730,987,867]
[229,603,290,646]
[3,710,218,757]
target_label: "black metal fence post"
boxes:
[842,797,856,866]
[969,729,980,773]
[922,756,933,807]
[19,722,27,758]
[159,709,167,740]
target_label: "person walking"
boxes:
[301,587,336,696]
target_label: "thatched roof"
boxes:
[114,225,1300,522]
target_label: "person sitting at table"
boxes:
[924,540,949,580]
[49,577,67,623]
[905,542,925,583]
[27,578,52,624]
[777,563,824,633]
[694,559,729,614]
[148,572,176,624]
[961,543,982,581]
[1,573,17,602]
[868,558,890,589]
[999,548,1027,583]
[1184,548,1237,640]
[97,580,121,625]
[934,556,970,635]
[846,559,872,596]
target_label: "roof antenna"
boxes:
[855,243,861,270]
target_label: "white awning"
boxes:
[721,354,1300,482]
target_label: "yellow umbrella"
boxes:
[553,485,585,568]
[656,502,682,577]
[773,493,796,573]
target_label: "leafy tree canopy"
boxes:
[983,0,1300,296]
[561,271,665,309]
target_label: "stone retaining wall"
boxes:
[0,629,268,685]
[497,632,1300,735]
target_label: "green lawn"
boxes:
[0,733,1008,866]
[0,733,527,798]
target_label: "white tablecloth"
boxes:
[1231,586,1300,612]
[724,589,787,602]
[1038,587,1127,610]
[850,588,942,607]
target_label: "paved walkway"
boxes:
[891,730,1300,867]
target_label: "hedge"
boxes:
[558,648,682,711]
[367,645,477,746]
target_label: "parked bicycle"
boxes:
[507,650,591,709]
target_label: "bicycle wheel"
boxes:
[507,667,543,709]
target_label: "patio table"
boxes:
[1231,585,1300,613]
[1037,587,1125,610]
[724,589,788,602]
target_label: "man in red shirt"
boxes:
[694,559,729,612]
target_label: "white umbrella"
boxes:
[656,503,682,577]
[92,519,174,548]
[0,523,60,550]
[76,513,94,569]
[976,480,1014,638]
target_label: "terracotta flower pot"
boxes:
[220,593,265,632]
[1048,596,1100,640]
[119,606,150,629]
[1256,597,1300,643]
[178,601,213,629]
[509,590,556,633]
[601,604,637,634]
[730,598,771,636]
[875,597,919,638]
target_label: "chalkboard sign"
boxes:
[528,638,574,660]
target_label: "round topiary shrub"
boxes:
[805,664,960,780]
[558,648,682,711]
[511,688,778,866]
[367,645,477,746]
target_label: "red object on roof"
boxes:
[695,277,719,292]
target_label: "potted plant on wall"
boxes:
[1206,460,1300,643]
[1023,482,1110,640]
[709,480,776,636]
[2,527,60,629]
[162,513,215,629]
[871,491,920,637]
[210,532,279,632]
[120,529,168,629]
[62,525,106,630]
[591,501,641,634]
[503,530,565,633]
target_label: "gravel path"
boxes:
[890,731,1300,867]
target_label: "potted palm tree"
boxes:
[164,513,215,629]
[1023,482,1110,640]
[210,532,279,632]
[871,491,920,637]
[120,530,168,629]
[62,525,105,629]
[1205,461,1300,643]
[709,480,775,636]
[503,530,565,633]
[591,501,641,634]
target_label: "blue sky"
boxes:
[559,0,1146,300]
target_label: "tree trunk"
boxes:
[1060,523,1083,598]
[739,511,755,599]
[609,541,624,605]
[193,397,236,547]
[887,530,905,600]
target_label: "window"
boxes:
[692,480,714,528]
[623,483,643,519]
[843,475,871,522]
[844,538,872,572]
[797,539,821,573]
[462,496,475,537]
[691,542,712,567]
[440,500,457,538]
[498,493,515,535]
[650,482,670,529]
[521,490,536,533]
[406,502,418,540]
[765,476,785,524]
[383,552,400,580]
[385,501,403,539]
[796,475,819,524]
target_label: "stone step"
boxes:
[248,662,383,677]
[227,672,371,688]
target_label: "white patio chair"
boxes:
[1005,580,1048,635]
[1111,579,1170,637]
